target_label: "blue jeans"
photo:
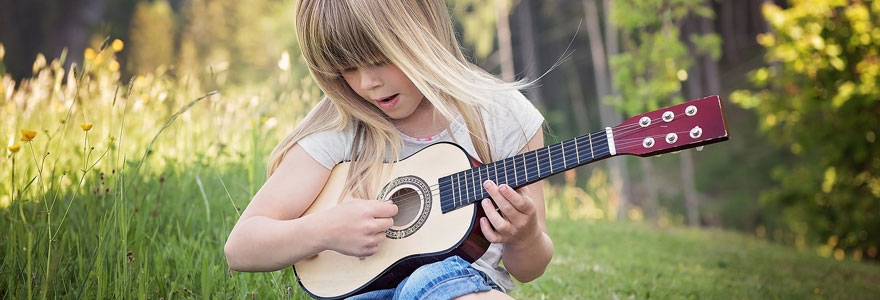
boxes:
[346,256,501,300]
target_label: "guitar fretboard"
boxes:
[438,129,613,213]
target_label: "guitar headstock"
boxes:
[611,95,729,157]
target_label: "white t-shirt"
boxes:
[297,90,544,292]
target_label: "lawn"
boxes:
[513,219,880,299]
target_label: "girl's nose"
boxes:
[358,68,383,90]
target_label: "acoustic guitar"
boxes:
[294,95,729,299]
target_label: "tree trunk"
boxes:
[514,0,544,107]
[700,16,721,95]
[564,64,591,132]
[640,159,659,222]
[720,0,738,65]
[583,0,629,221]
[682,16,704,227]
[495,0,515,82]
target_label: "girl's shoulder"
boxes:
[477,90,544,159]
[296,120,359,170]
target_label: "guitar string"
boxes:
[392,124,692,206]
[384,112,697,205]
[385,113,695,206]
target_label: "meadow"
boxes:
[2,43,880,299]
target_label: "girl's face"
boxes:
[341,64,427,121]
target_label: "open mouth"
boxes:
[378,94,399,103]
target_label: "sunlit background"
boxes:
[1,0,878,298]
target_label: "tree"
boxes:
[607,0,719,226]
[731,0,880,260]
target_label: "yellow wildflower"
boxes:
[111,39,124,52]
[81,124,93,131]
[20,130,36,142]
[84,48,96,61]
[109,60,120,72]
[110,136,116,142]
[0,43,5,61]
[7,144,20,153]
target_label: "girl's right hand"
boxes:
[321,199,398,257]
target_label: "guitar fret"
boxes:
[535,151,540,178]
[589,133,595,159]
[512,157,519,186]
[522,154,528,183]
[452,176,458,209]
[561,142,567,169]
[548,145,553,173]
[574,136,581,164]
[503,158,509,185]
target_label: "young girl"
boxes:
[224,0,553,299]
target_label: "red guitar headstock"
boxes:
[610,95,729,157]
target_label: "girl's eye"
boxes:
[340,67,358,74]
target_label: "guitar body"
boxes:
[294,142,490,299]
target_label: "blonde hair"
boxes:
[268,0,529,199]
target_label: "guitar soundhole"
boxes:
[390,187,421,227]
[379,175,431,239]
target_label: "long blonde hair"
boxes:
[268,0,529,199]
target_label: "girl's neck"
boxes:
[392,97,448,139]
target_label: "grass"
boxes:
[512,219,880,299]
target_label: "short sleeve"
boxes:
[482,91,545,160]
[296,125,356,170]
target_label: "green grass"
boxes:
[512,219,880,299]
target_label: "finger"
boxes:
[371,231,387,245]
[484,181,516,217]
[371,201,398,218]
[479,217,502,243]
[502,184,534,215]
[481,198,511,234]
[375,217,394,231]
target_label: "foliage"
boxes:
[0,40,319,297]
[731,0,880,260]
[124,0,304,89]
[608,0,718,115]
[448,0,514,61]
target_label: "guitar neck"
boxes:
[438,128,614,213]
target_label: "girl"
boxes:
[224,0,553,299]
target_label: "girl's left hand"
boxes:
[479,180,542,246]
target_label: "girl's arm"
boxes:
[479,130,554,283]
[224,144,398,272]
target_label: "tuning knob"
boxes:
[666,133,678,144]
[639,116,651,128]
[662,111,674,122]
[685,105,697,117]
[690,126,702,139]
[643,137,655,148]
